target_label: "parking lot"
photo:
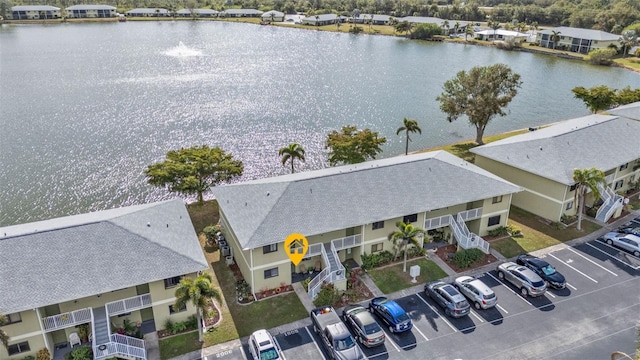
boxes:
[202,225,640,360]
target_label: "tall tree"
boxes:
[0,313,9,353]
[395,20,414,37]
[173,273,222,342]
[436,64,522,145]
[396,118,422,155]
[388,221,425,272]
[572,168,606,231]
[145,145,243,204]
[490,21,501,42]
[325,125,387,166]
[619,30,637,58]
[551,30,561,49]
[571,85,617,113]
[465,24,474,40]
[278,143,305,173]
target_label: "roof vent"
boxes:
[526,155,530,159]
[310,188,313,193]
[539,147,543,151]
[167,224,169,228]
[266,192,270,196]
[147,222,151,227]
[245,202,247,206]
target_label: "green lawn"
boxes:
[368,259,447,294]
[420,129,531,163]
[187,200,220,234]
[158,331,200,360]
[211,258,308,338]
[491,207,602,258]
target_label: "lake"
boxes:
[1,21,639,226]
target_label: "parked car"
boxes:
[368,297,412,333]
[248,329,285,360]
[516,254,566,289]
[619,227,640,236]
[342,304,385,347]
[603,232,640,257]
[496,262,547,297]
[425,281,471,318]
[453,276,497,310]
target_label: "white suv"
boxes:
[603,232,640,257]
[248,329,285,360]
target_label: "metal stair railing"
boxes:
[308,245,331,299]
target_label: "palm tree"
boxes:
[279,143,306,173]
[453,21,460,35]
[396,118,422,155]
[442,20,450,35]
[315,15,320,27]
[465,24,474,40]
[573,168,606,231]
[619,30,637,58]
[388,221,426,272]
[1,313,10,353]
[490,21,501,42]
[174,273,222,342]
[551,30,561,50]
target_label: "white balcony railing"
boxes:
[424,214,452,230]
[106,294,152,316]
[42,308,92,332]
[458,207,483,221]
[94,334,146,360]
[332,234,362,251]
[307,243,323,257]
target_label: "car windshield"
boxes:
[541,265,557,276]
[335,336,356,350]
[259,347,280,360]
[396,313,410,323]
[532,280,546,288]
[363,323,381,335]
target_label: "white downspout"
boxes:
[250,249,256,300]
[34,308,50,355]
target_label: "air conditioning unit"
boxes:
[221,246,230,257]
[218,240,227,247]
[225,256,234,265]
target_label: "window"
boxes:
[5,312,21,325]
[263,244,277,254]
[566,201,574,210]
[614,180,624,190]
[8,342,30,356]
[264,267,279,279]
[372,221,384,230]
[403,214,418,224]
[371,243,383,253]
[164,276,182,289]
[488,215,501,227]
[492,195,503,204]
[570,183,578,192]
[169,304,186,314]
[620,163,628,171]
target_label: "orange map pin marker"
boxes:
[284,233,308,266]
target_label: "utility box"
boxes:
[410,265,420,283]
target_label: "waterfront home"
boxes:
[475,29,528,44]
[8,5,61,20]
[301,13,345,26]
[261,10,285,22]
[65,5,116,18]
[0,199,208,360]
[175,8,218,18]
[536,26,620,54]
[471,110,640,224]
[219,9,263,18]
[125,8,170,17]
[350,14,392,25]
[212,151,521,299]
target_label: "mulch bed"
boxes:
[433,244,498,273]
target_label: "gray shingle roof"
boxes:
[126,8,169,14]
[607,101,640,120]
[537,26,620,41]
[11,5,60,11]
[470,113,640,185]
[176,8,218,14]
[222,9,263,15]
[0,199,208,314]
[212,151,521,250]
[66,5,116,10]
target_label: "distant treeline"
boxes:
[4,0,639,33]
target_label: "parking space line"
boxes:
[545,291,556,298]
[496,304,509,314]
[567,247,618,276]
[416,293,458,333]
[412,323,430,341]
[586,243,640,270]
[469,310,484,323]
[548,253,598,283]
[240,348,248,360]
[304,326,324,357]
[385,333,401,352]
[566,283,577,291]
[595,241,640,261]
[486,273,534,306]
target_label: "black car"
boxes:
[516,254,566,289]
[619,227,640,236]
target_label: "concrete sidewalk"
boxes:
[168,210,639,360]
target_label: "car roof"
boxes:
[381,299,406,317]
[251,329,275,349]
[467,279,494,295]
[352,308,376,325]
[527,257,550,268]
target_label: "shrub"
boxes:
[410,23,442,39]
[36,348,51,360]
[164,318,174,333]
[301,277,312,291]
[360,250,394,270]
[64,345,93,360]
[171,321,187,334]
[22,356,36,360]
[507,224,522,237]
[587,48,616,65]
[313,283,341,307]
[185,314,198,330]
[488,226,509,237]
[451,248,485,268]
[349,26,363,34]
[203,225,221,243]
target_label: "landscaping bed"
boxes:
[433,244,498,273]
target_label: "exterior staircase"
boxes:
[424,208,490,254]
[92,307,110,346]
[307,242,346,299]
[92,306,146,360]
[595,183,624,223]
